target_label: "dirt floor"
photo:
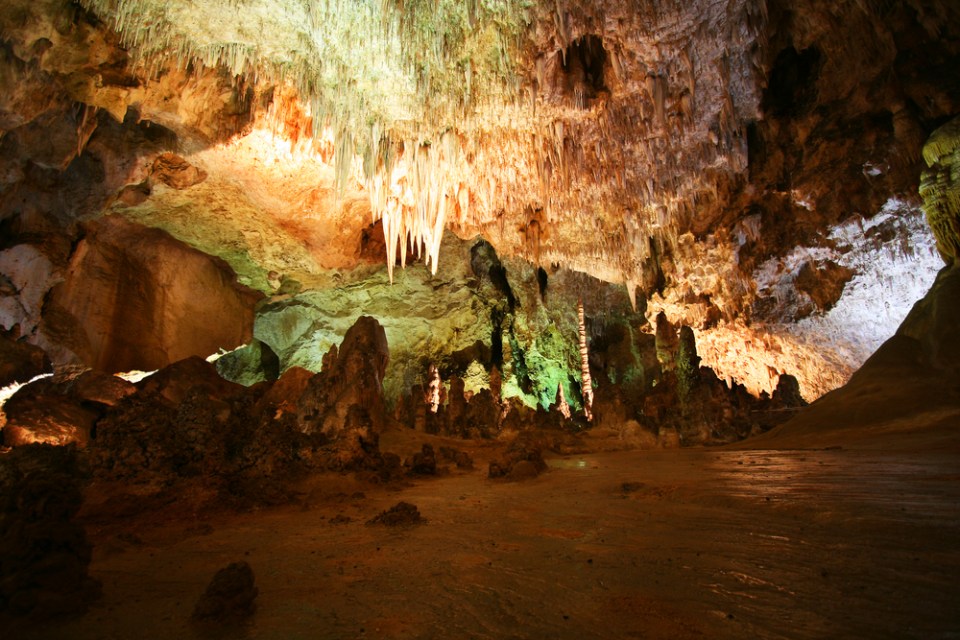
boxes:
[5,426,960,640]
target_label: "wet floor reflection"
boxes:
[692,450,960,639]
[707,450,960,515]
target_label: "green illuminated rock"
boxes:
[920,117,960,265]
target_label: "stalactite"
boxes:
[577,298,593,421]
[76,0,765,295]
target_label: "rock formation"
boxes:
[191,561,258,622]
[0,0,954,457]
[0,331,50,387]
[296,316,389,442]
[0,445,101,619]
[2,370,134,447]
[43,215,262,372]
[758,116,960,447]
[0,0,955,405]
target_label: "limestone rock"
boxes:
[216,339,281,386]
[296,315,390,444]
[88,323,398,493]
[406,444,437,476]
[150,153,207,189]
[191,561,257,621]
[136,356,244,407]
[43,215,261,372]
[896,265,960,377]
[0,243,59,338]
[489,440,547,480]
[758,264,960,447]
[0,445,101,619]
[771,374,806,410]
[1,370,135,447]
[253,365,313,417]
[0,332,51,387]
[794,261,856,314]
[437,445,473,470]
[920,117,960,265]
[89,357,249,482]
[366,501,423,526]
[2,378,98,447]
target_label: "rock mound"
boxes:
[366,501,423,526]
[192,561,257,621]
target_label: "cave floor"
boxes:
[11,438,960,640]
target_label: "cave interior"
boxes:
[1,0,959,637]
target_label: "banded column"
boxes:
[578,298,593,421]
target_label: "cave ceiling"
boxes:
[1,0,959,398]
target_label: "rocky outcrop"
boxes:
[150,153,207,190]
[488,438,549,481]
[920,116,960,264]
[83,316,399,499]
[4,379,99,448]
[753,263,960,448]
[85,355,337,501]
[0,444,101,619]
[295,316,390,467]
[88,357,252,485]
[42,215,261,372]
[0,331,50,387]
[2,370,135,447]
[366,501,424,526]
[0,242,62,342]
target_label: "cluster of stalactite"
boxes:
[75,0,767,291]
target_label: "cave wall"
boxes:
[216,229,649,413]
[43,215,261,372]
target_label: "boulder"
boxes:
[191,561,257,621]
[135,356,244,406]
[2,379,99,447]
[366,501,423,526]
[406,444,437,476]
[489,439,548,480]
[2,371,135,447]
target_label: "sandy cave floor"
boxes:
[7,431,960,640]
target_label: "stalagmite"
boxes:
[578,298,593,421]
[555,383,571,419]
[426,363,441,414]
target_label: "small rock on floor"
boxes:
[192,561,258,621]
[366,501,424,526]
